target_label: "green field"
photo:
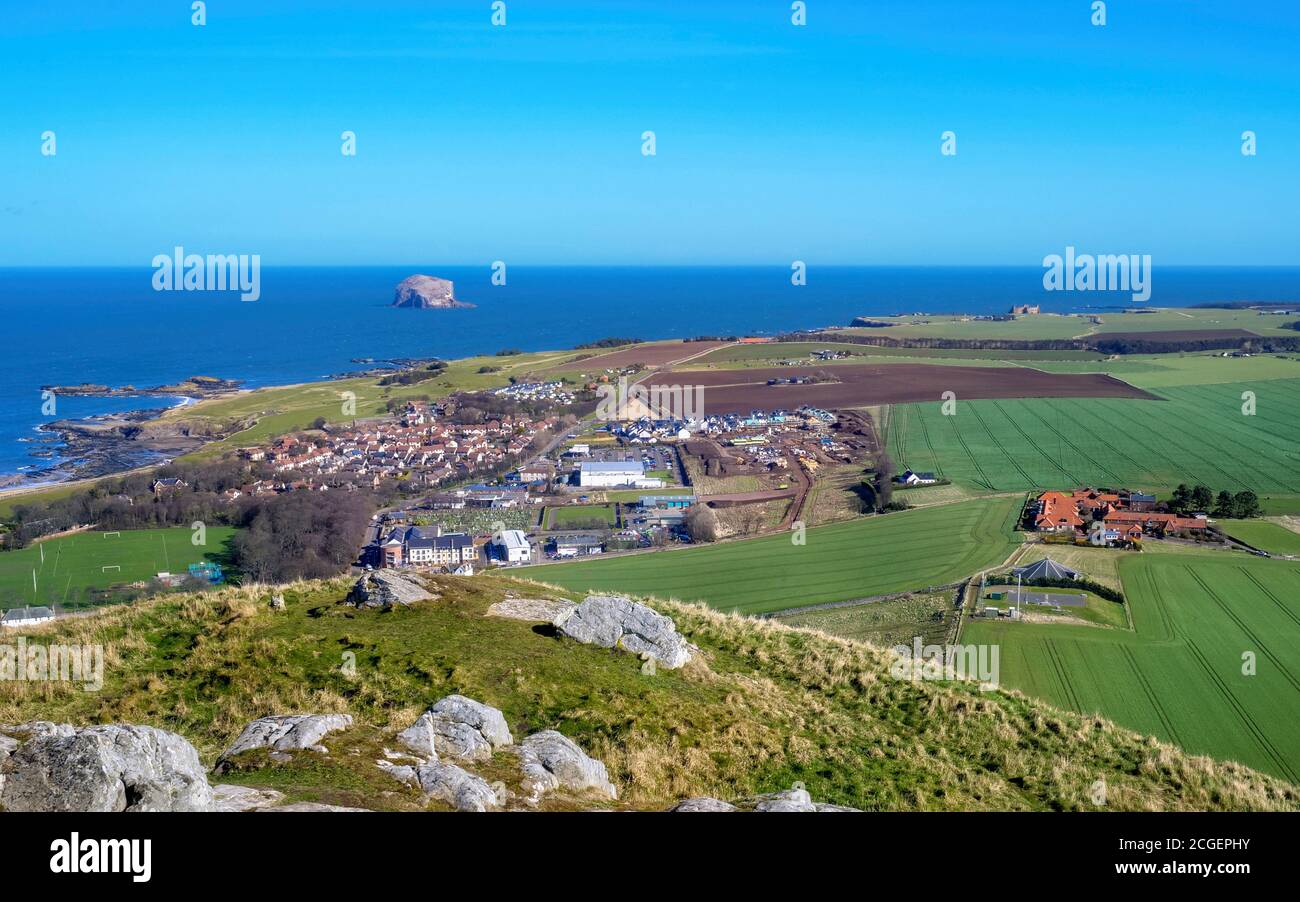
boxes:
[548,504,618,528]
[1218,519,1300,555]
[963,552,1300,782]
[884,378,1300,494]
[841,308,1299,342]
[524,496,1022,614]
[0,527,236,611]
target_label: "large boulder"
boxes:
[554,595,691,669]
[397,695,512,762]
[0,724,213,812]
[381,760,504,812]
[218,714,353,769]
[515,730,617,803]
[348,570,435,610]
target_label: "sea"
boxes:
[2,265,1298,482]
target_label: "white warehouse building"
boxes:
[489,529,532,564]
[577,460,662,489]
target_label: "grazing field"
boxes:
[523,496,1022,614]
[840,308,1299,341]
[647,363,1153,416]
[774,591,957,647]
[963,553,1300,782]
[1218,519,1300,555]
[0,527,236,611]
[885,379,1300,493]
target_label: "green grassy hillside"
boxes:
[2,572,1294,811]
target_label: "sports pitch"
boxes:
[963,552,1300,782]
[524,496,1022,615]
[0,527,237,611]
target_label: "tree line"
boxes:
[1170,483,1261,519]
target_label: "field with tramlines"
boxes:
[883,378,1300,495]
[522,496,1022,614]
[0,527,236,611]
[963,552,1300,782]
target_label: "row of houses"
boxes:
[240,402,557,490]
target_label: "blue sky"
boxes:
[2,0,1297,265]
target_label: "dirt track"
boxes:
[645,363,1157,414]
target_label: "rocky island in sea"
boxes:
[392,274,476,309]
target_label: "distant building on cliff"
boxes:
[1009,304,1040,315]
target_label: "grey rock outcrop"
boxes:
[554,595,691,669]
[213,784,286,812]
[218,714,353,769]
[668,797,738,812]
[392,275,474,309]
[397,695,512,762]
[487,597,576,622]
[515,730,617,803]
[381,759,504,812]
[749,788,861,812]
[348,570,435,610]
[0,724,213,812]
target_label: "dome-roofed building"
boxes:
[1012,558,1080,582]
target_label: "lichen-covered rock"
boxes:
[218,714,353,769]
[0,724,213,812]
[515,730,617,803]
[486,597,576,622]
[382,759,503,812]
[668,797,738,812]
[348,569,435,609]
[397,695,512,762]
[213,784,286,812]
[554,595,691,669]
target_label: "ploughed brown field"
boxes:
[567,340,728,370]
[644,363,1157,414]
[1093,328,1260,342]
